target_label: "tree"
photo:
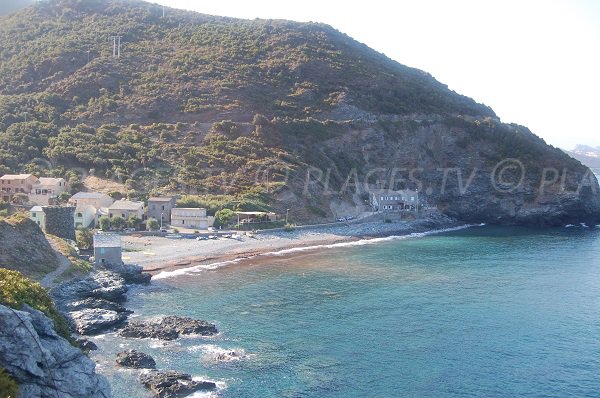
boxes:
[57,192,71,203]
[76,227,93,249]
[146,218,159,231]
[110,216,125,230]
[252,113,269,126]
[127,216,141,229]
[12,193,29,205]
[214,208,236,228]
[98,215,111,231]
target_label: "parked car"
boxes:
[336,217,345,222]
[165,234,183,239]
[123,227,135,232]
[159,227,168,233]
[196,236,208,241]
[208,227,216,232]
[346,216,354,221]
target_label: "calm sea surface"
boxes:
[91,225,600,397]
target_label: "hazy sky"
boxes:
[153,0,599,150]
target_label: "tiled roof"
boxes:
[35,177,64,185]
[109,199,144,211]
[29,206,44,212]
[93,233,121,248]
[71,192,112,199]
[0,174,34,180]
[148,197,174,202]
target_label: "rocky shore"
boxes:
[49,263,221,397]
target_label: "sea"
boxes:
[91,224,600,398]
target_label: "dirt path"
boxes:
[40,240,72,288]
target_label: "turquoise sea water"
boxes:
[92,225,600,397]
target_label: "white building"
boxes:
[370,189,419,211]
[171,208,214,229]
[29,177,69,205]
[68,192,114,209]
[74,205,97,229]
[108,199,145,221]
[29,206,46,230]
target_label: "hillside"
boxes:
[0,0,599,225]
[0,214,60,279]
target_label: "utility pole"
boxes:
[87,50,91,63]
[111,35,122,58]
[162,6,165,18]
[266,172,269,194]
[285,209,290,224]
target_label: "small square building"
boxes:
[93,233,122,267]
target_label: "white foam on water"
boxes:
[565,224,575,228]
[153,224,480,280]
[188,377,227,398]
[189,344,251,363]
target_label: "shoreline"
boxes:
[122,216,470,279]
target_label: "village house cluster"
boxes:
[0,173,218,232]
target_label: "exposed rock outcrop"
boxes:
[119,316,218,340]
[138,370,216,398]
[69,308,128,335]
[51,265,151,335]
[115,350,156,369]
[0,304,111,398]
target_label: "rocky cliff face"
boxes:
[294,114,600,226]
[0,304,111,398]
[0,216,59,279]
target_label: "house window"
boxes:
[122,213,126,218]
[32,213,36,218]
[182,220,185,225]
[161,205,165,210]
[77,213,83,217]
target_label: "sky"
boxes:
[152,0,600,150]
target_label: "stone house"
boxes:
[68,192,114,209]
[147,197,176,225]
[108,199,145,221]
[370,189,419,211]
[29,177,69,205]
[171,208,214,229]
[93,233,122,267]
[0,174,38,202]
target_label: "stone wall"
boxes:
[43,206,75,241]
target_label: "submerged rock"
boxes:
[116,349,156,369]
[74,337,98,351]
[139,370,216,398]
[0,304,112,398]
[119,316,218,340]
[69,308,128,335]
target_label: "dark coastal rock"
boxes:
[139,370,216,398]
[52,270,128,305]
[119,321,180,340]
[0,304,111,398]
[75,337,98,351]
[69,308,129,335]
[119,316,218,340]
[65,297,133,314]
[161,315,218,336]
[101,263,152,285]
[116,349,156,369]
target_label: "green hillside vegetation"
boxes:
[0,268,71,340]
[0,0,596,224]
[0,0,492,194]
